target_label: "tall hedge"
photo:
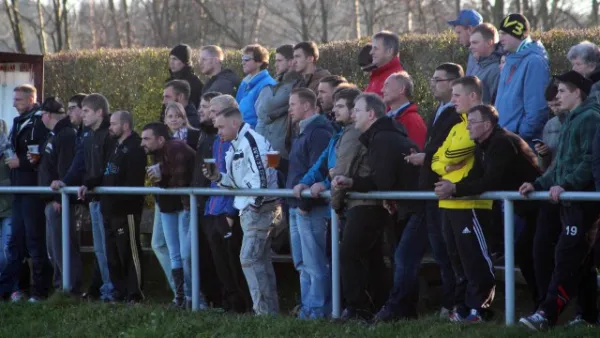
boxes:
[45,29,598,130]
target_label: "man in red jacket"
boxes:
[382,71,427,149]
[365,31,404,97]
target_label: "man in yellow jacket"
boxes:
[431,76,494,322]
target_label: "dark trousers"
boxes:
[535,202,599,323]
[0,195,50,298]
[104,214,144,301]
[442,208,495,315]
[202,214,250,312]
[340,205,390,313]
[514,207,539,309]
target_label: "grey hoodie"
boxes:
[254,71,304,160]
[474,44,503,104]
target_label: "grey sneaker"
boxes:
[519,311,550,331]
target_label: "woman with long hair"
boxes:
[164,102,200,150]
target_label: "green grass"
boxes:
[0,295,597,338]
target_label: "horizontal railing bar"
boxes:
[0,186,598,202]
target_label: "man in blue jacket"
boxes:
[494,13,550,145]
[236,44,276,129]
[286,88,334,319]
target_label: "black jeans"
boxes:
[202,214,250,312]
[340,205,390,313]
[536,202,599,323]
[442,208,495,315]
[104,213,144,301]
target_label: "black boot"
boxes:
[170,268,185,309]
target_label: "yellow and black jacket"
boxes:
[431,113,492,210]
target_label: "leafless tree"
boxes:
[4,0,26,53]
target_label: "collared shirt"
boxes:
[386,102,411,118]
[173,127,188,141]
[433,101,454,124]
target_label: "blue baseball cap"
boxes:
[447,9,483,27]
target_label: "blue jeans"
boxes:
[289,206,331,318]
[151,204,175,293]
[0,217,11,271]
[161,210,192,299]
[89,201,114,299]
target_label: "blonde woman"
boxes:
[164,102,200,150]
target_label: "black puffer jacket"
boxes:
[353,116,421,218]
[38,117,77,202]
[202,68,240,96]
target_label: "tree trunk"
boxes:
[591,0,599,26]
[514,0,521,13]
[122,0,132,47]
[62,0,70,50]
[108,0,123,48]
[455,0,461,17]
[353,0,361,39]
[249,0,264,43]
[53,0,63,51]
[90,0,97,49]
[4,0,26,53]
[492,0,504,26]
[36,0,47,54]
[319,0,328,43]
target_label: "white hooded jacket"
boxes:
[217,122,278,211]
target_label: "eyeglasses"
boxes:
[241,56,253,62]
[429,78,457,84]
[67,106,78,111]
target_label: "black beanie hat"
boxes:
[499,13,530,40]
[170,44,192,65]
[41,96,65,114]
[358,44,377,73]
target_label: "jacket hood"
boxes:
[510,40,548,61]
[570,99,600,119]
[360,116,406,146]
[301,114,333,135]
[478,46,503,68]
[121,131,142,148]
[52,116,74,134]
[168,65,196,81]
[281,70,305,84]
[244,69,272,89]
[371,56,402,76]
[97,116,110,131]
[215,68,240,84]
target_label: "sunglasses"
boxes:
[241,56,254,62]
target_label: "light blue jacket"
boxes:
[299,129,342,189]
[236,70,276,129]
[495,39,550,142]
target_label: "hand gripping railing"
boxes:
[3,186,599,325]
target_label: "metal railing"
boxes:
[3,186,599,326]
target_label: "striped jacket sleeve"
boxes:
[431,123,475,176]
[243,133,269,206]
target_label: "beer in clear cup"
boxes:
[266,151,280,168]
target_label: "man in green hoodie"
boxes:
[519,70,600,330]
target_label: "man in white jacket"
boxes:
[203,106,281,315]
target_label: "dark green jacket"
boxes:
[0,160,11,218]
[534,100,600,191]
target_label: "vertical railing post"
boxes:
[190,194,200,311]
[61,191,71,292]
[331,209,341,319]
[503,198,515,325]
